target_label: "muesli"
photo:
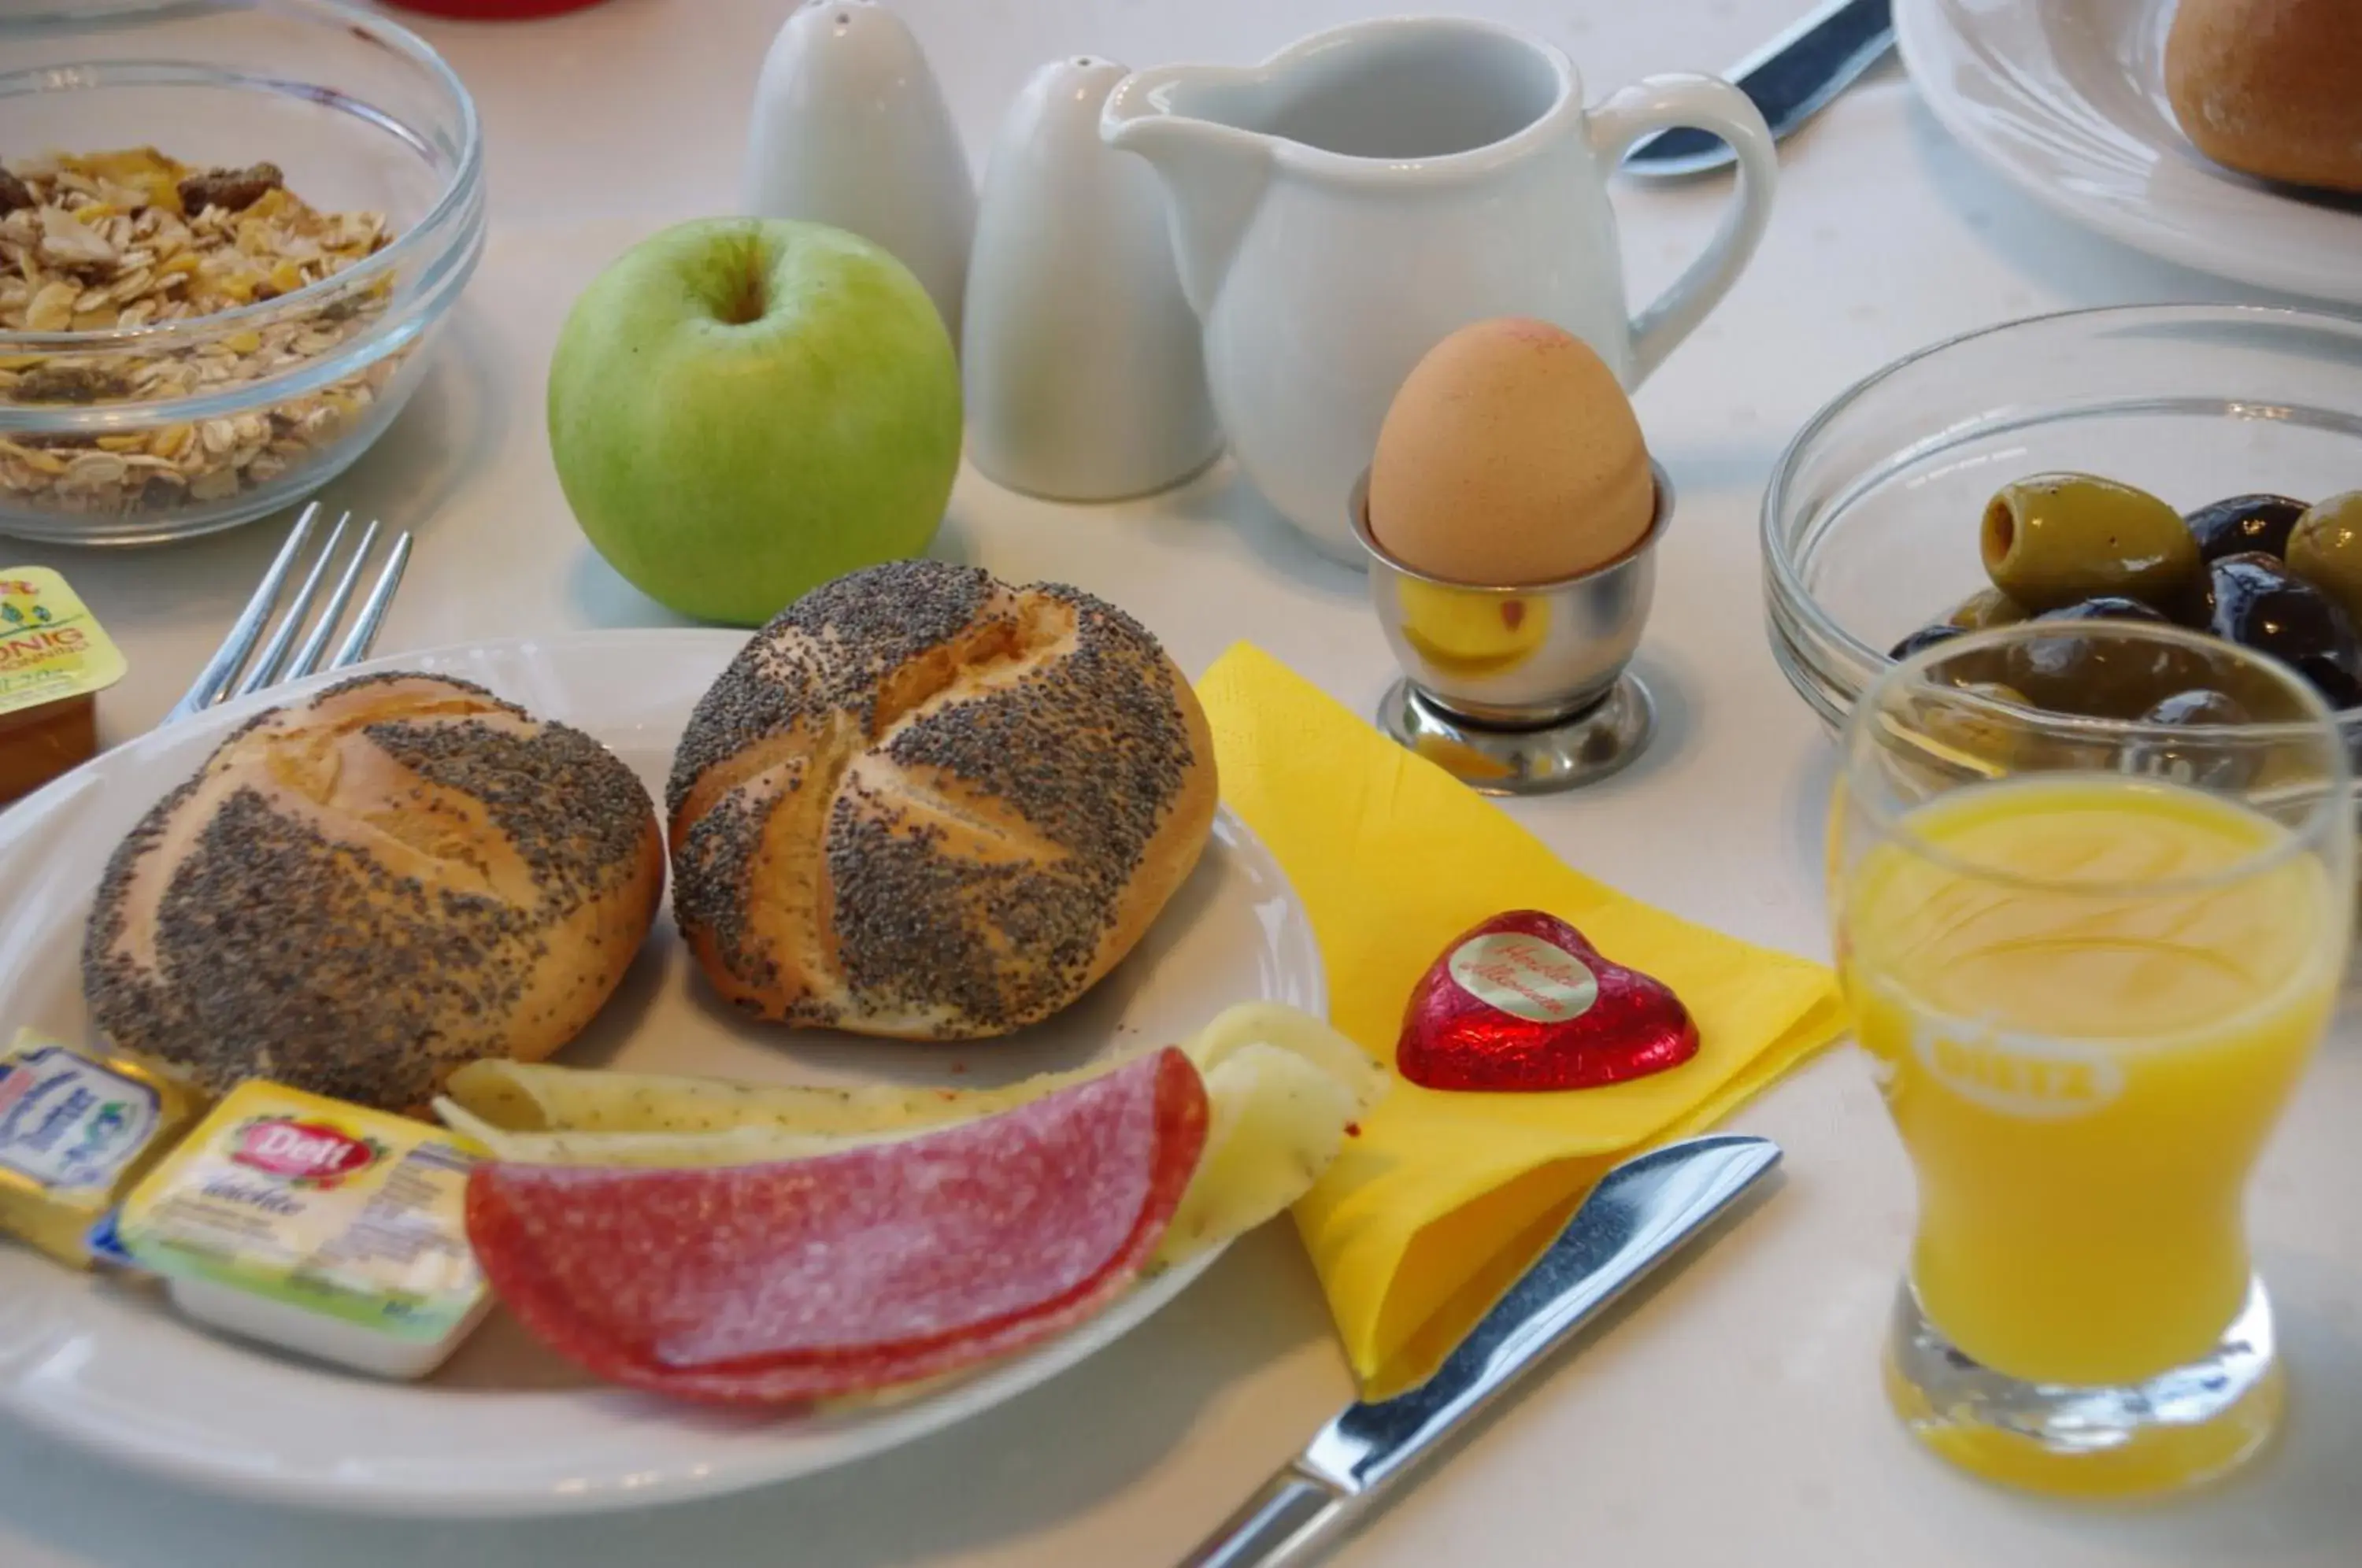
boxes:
[0,148,401,516]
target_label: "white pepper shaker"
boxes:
[961,55,1220,502]
[742,0,974,339]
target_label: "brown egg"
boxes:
[1368,318,1654,585]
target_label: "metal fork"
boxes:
[161,501,413,727]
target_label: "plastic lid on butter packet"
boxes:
[0,568,125,717]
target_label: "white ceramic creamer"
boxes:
[1102,17,1777,563]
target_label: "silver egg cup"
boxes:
[1351,463,1673,795]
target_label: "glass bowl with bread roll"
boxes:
[0,0,483,544]
[1764,303,2362,808]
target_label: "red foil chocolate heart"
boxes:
[1397,911,1699,1092]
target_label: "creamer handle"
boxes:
[1587,74,1778,386]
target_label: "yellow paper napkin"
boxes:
[1198,644,1846,1398]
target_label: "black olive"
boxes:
[1888,623,1968,660]
[2039,596,2174,625]
[2297,654,2362,712]
[2125,689,2260,788]
[2004,597,2209,717]
[2205,552,2362,688]
[2183,494,2309,564]
[2142,689,2252,727]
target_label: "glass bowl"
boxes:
[0,0,483,545]
[1763,304,2362,747]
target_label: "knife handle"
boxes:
[1625,0,1894,174]
[1737,0,1895,132]
[1175,1467,1352,1568]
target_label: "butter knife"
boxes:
[1624,0,1895,177]
[1179,1133,1782,1568]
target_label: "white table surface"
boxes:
[5,1,2359,1564]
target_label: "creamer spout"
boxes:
[1099,68,1271,318]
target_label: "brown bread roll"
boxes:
[2166,0,2362,193]
[667,560,1216,1038]
[83,674,663,1111]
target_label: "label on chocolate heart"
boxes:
[1446,933,1598,1023]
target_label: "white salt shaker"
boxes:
[742,0,975,338]
[962,56,1220,502]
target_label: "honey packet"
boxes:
[0,568,126,802]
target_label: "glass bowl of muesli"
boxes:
[0,1,483,544]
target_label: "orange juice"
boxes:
[1842,775,2337,1389]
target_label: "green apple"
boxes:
[548,218,961,625]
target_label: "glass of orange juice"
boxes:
[1833,619,2353,1497]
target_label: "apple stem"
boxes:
[721,250,768,327]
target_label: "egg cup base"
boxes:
[1375,672,1653,796]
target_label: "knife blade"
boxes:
[1178,1133,1783,1568]
[1623,0,1895,177]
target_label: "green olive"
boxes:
[1920,682,2034,770]
[1946,586,2028,629]
[2286,491,2362,628]
[1979,473,2201,615]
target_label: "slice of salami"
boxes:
[465,1047,1208,1405]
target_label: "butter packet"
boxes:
[0,1028,205,1267]
[98,1082,492,1380]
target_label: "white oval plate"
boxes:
[0,630,1324,1518]
[1896,0,2362,306]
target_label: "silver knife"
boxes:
[1624,0,1896,177]
[1179,1133,1783,1568]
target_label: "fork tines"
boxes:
[164,501,414,726]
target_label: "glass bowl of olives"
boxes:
[1764,304,2362,758]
